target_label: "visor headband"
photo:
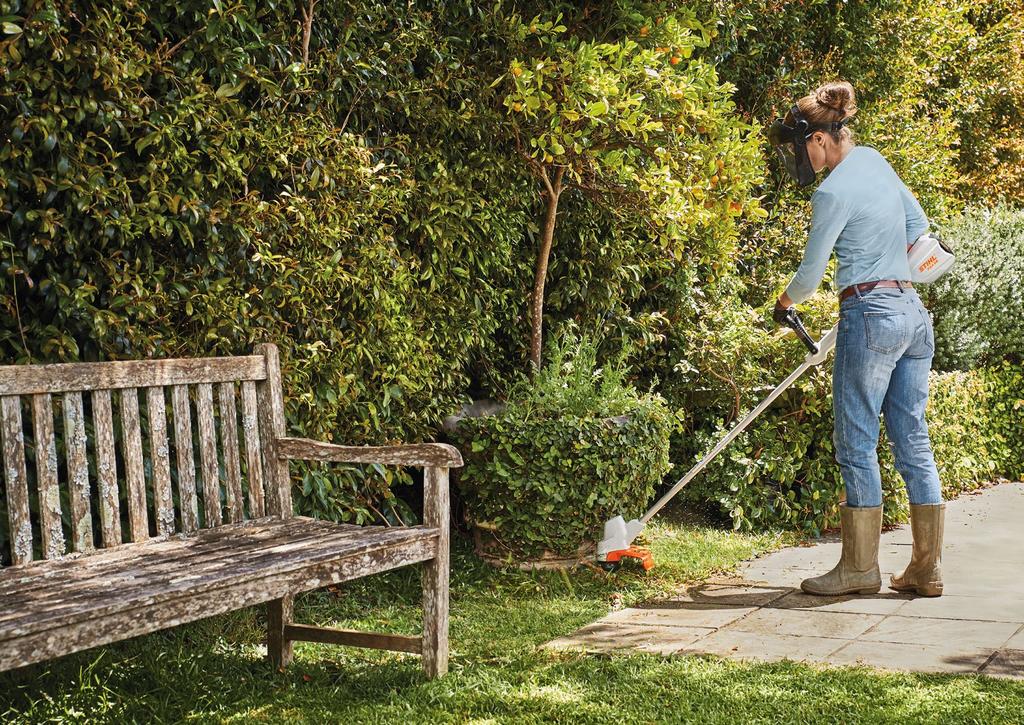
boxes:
[791,104,847,137]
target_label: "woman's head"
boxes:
[788,80,858,172]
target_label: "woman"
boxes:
[770,81,944,598]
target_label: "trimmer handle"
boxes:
[782,309,819,354]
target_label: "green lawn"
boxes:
[2,510,1022,724]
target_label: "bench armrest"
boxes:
[276,437,463,468]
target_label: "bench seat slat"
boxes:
[0,518,437,643]
[0,531,435,673]
[0,517,326,596]
[0,356,267,397]
[0,519,355,607]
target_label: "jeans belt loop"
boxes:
[896,280,905,292]
[854,283,864,299]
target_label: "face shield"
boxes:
[768,105,846,187]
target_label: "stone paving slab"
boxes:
[681,629,843,663]
[828,640,994,674]
[546,481,1024,678]
[728,607,882,640]
[602,602,756,629]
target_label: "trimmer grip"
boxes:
[783,309,819,354]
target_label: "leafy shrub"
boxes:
[681,365,1024,534]
[451,330,675,560]
[921,205,1024,371]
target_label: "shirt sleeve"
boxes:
[897,179,929,246]
[784,189,847,305]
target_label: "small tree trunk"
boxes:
[529,170,564,374]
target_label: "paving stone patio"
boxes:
[548,481,1024,678]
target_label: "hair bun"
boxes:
[815,81,857,118]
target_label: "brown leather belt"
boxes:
[839,279,913,302]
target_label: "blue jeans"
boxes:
[833,286,942,508]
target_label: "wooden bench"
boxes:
[0,344,461,678]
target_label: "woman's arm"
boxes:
[898,179,929,247]
[781,190,848,305]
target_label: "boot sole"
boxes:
[890,582,943,597]
[801,583,881,596]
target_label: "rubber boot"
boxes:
[890,503,944,597]
[801,504,882,596]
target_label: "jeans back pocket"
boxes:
[864,311,907,354]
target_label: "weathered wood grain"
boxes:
[0,346,457,680]
[277,437,464,468]
[217,382,244,523]
[0,356,266,396]
[267,595,294,668]
[2,396,33,565]
[0,523,375,617]
[195,383,221,528]
[422,466,450,678]
[0,535,436,672]
[0,519,365,611]
[284,624,422,654]
[171,385,199,533]
[0,520,436,636]
[119,389,149,542]
[239,381,265,518]
[146,387,176,536]
[255,344,290,518]
[63,392,94,552]
[31,394,64,559]
[91,389,122,547]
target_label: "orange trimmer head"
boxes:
[599,545,654,572]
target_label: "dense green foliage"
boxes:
[921,206,1024,370]
[451,331,675,558]
[2,0,1022,529]
[683,363,1024,534]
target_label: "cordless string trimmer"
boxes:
[597,312,839,571]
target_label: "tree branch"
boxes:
[300,0,319,65]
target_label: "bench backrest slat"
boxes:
[171,384,200,533]
[2,396,32,565]
[146,386,176,536]
[255,344,290,518]
[195,383,221,528]
[120,388,149,542]
[0,347,289,567]
[0,356,267,397]
[92,389,122,546]
[218,382,245,523]
[63,392,95,552]
[240,381,266,518]
[30,393,64,559]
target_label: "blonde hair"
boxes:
[787,80,858,143]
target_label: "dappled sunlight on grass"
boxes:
[2,507,1021,723]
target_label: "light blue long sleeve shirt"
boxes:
[784,146,929,304]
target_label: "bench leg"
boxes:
[267,595,294,669]
[422,466,450,678]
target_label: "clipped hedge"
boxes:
[451,330,675,561]
[681,365,1024,535]
[454,412,674,561]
